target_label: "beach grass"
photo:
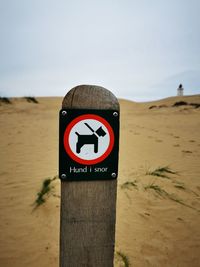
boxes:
[115,251,130,267]
[145,166,178,179]
[34,175,58,208]
[121,180,138,190]
[24,96,39,104]
[144,181,198,211]
[0,97,12,104]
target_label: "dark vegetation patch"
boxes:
[173,101,188,107]
[149,101,200,110]
[190,103,200,108]
[149,104,168,109]
[149,105,157,109]
[158,104,167,108]
[173,101,200,108]
[24,96,39,104]
[0,97,12,104]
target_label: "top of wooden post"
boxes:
[62,85,119,110]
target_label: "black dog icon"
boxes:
[75,123,106,153]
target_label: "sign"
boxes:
[59,109,119,180]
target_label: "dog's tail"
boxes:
[75,132,80,136]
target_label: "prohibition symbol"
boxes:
[63,114,114,165]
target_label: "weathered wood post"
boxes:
[59,85,120,267]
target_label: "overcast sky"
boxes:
[0,0,200,101]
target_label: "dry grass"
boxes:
[121,180,138,190]
[145,166,178,179]
[144,182,199,211]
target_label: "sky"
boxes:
[0,0,200,101]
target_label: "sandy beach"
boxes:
[0,95,200,267]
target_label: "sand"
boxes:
[0,95,200,267]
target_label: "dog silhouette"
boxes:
[75,123,106,153]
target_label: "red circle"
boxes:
[63,114,114,165]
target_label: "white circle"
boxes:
[68,119,110,160]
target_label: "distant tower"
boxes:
[177,84,184,96]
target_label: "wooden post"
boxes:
[60,85,119,267]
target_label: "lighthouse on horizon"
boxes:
[177,84,184,96]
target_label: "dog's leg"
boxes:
[94,139,98,153]
[75,132,81,153]
[76,143,81,153]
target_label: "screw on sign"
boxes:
[59,110,119,180]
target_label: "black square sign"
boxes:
[59,109,119,181]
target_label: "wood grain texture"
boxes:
[60,85,119,267]
[62,85,119,110]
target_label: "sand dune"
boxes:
[0,95,200,267]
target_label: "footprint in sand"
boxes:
[182,150,193,154]
[155,139,163,143]
[173,144,180,147]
